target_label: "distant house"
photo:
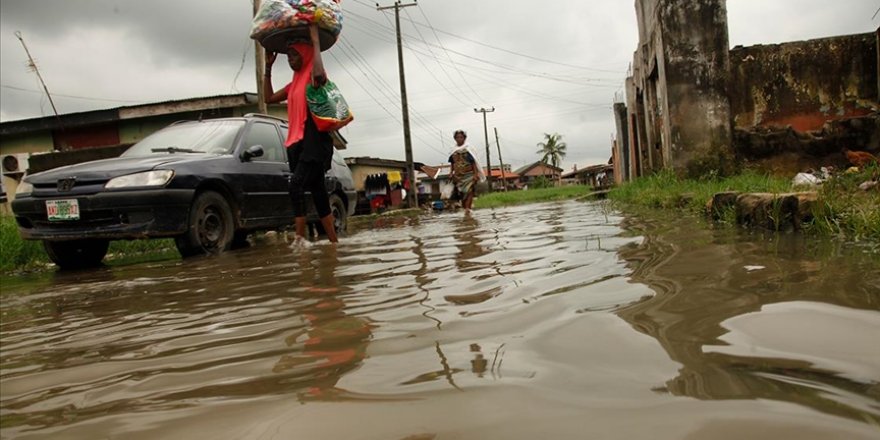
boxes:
[514,161,563,186]
[418,164,451,197]
[0,92,347,209]
[483,165,520,190]
[344,157,426,213]
[561,164,615,188]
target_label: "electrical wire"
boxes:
[1,84,140,104]
[349,0,627,74]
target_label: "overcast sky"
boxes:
[1,0,877,171]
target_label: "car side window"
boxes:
[243,122,285,162]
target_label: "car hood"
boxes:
[26,154,214,184]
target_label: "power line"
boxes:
[337,37,447,142]
[411,5,487,104]
[230,33,252,93]
[349,0,624,74]
[330,43,449,158]
[1,84,140,104]
[400,8,472,106]
[345,11,621,87]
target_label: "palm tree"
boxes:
[536,133,567,180]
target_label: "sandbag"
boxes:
[250,0,343,52]
[307,80,354,132]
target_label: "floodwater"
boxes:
[1,200,879,439]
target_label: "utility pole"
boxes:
[378,1,418,208]
[15,31,66,148]
[253,0,268,115]
[494,127,507,191]
[474,107,495,192]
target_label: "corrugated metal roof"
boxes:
[1,93,258,137]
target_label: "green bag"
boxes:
[306,80,354,132]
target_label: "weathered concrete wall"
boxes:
[657,0,735,176]
[624,0,735,179]
[729,32,879,172]
[730,33,878,132]
[612,102,630,183]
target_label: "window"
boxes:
[243,122,285,162]
[124,120,244,157]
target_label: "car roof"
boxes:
[169,113,287,127]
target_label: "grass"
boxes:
[0,215,48,273]
[0,215,178,274]
[607,167,880,242]
[808,166,880,240]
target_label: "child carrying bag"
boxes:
[306,80,354,132]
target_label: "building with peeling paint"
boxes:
[613,0,879,182]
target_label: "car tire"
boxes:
[43,239,110,270]
[175,191,234,257]
[316,193,347,236]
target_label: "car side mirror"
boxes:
[242,145,264,161]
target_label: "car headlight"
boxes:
[105,170,174,189]
[15,180,33,196]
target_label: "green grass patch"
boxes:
[608,168,880,241]
[0,215,49,273]
[474,185,592,209]
[0,215,179,274]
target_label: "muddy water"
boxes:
[1,201,878,439]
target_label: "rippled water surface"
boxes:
[2,201,879,439]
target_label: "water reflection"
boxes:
[273,247,373,402]
[615,212,880,423]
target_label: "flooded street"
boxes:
[1,200,879,439]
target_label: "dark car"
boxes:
[11,114,356,269]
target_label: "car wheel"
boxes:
[43,239,110,270]
[175,191,234,257]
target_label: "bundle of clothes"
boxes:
[250,0,343,48]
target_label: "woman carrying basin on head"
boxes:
[448,130,485,213]
[264,23,337,245]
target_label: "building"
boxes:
[344,157,426,213]
[514,161,564,186]
[561,164,614,188]
[483,165,520,190]
[613,0,879,181]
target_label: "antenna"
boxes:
[15,31,66,145]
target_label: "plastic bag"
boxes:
[307,80,354,132]
[792,172,820,187]
[250,0,343,51]
[440,182,454,200]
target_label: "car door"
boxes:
[237,121,292,226]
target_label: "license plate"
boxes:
[46,199,80,221]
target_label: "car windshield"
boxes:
[123,120,245,157]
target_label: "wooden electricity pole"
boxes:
[475,107,495,192]
[378,1,418,208]
[253,0,268,114]
[494,127,507,191]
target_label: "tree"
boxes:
[536,133,566,179]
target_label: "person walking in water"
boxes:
[264,23,337,245]
[448,130,485,214]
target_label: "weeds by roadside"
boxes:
[1,215,177,274]
[608,168,879,242]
